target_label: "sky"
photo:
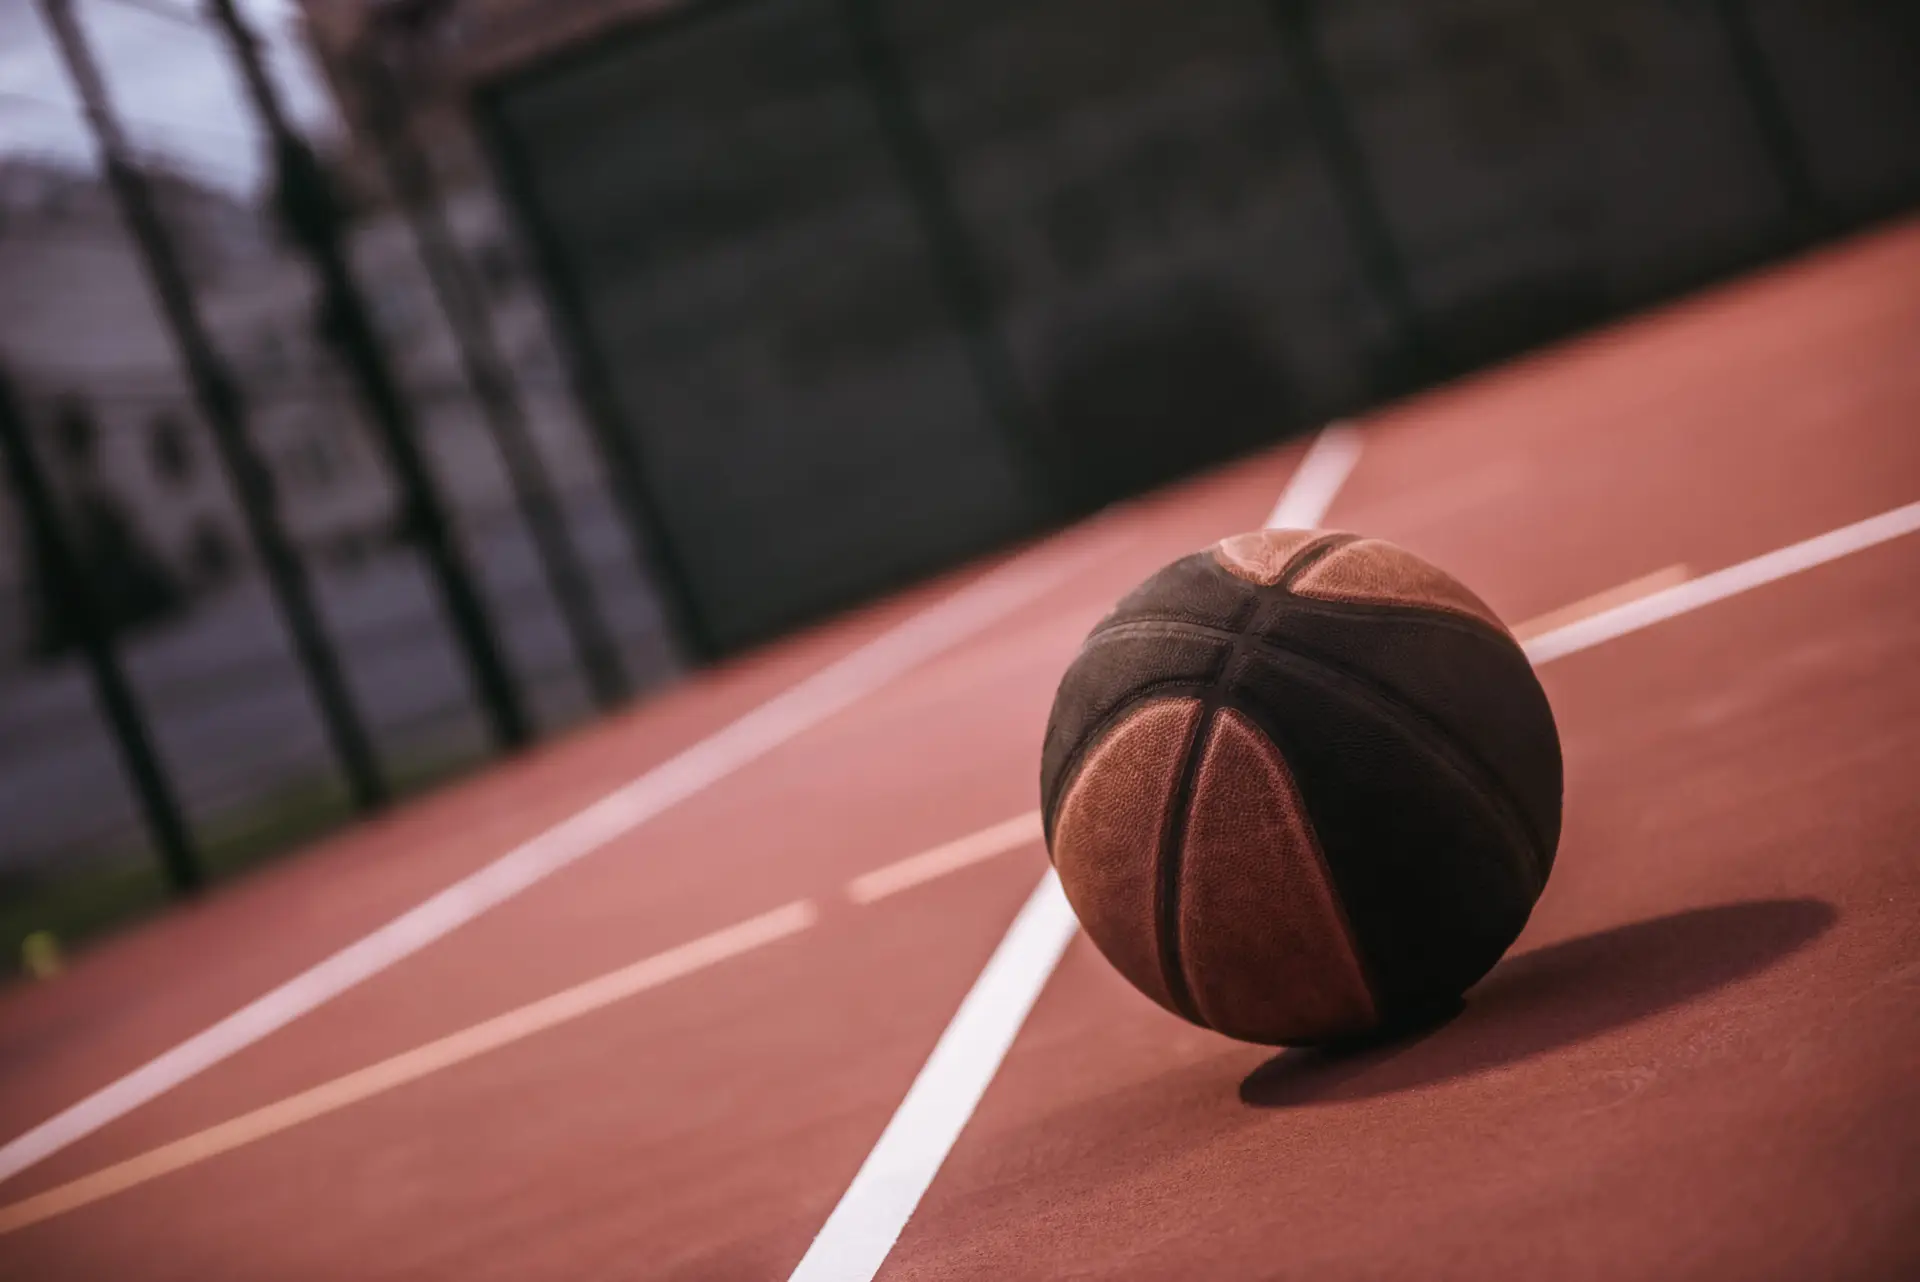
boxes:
[0,0,339,194]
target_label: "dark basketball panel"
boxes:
[1040,625,1230,831]
[1262,600,1563,875]
[1049,698,1204,1017]
[1177,708,1379,1044]
[1091,550,1257,635]
[1229,649,1543,1015]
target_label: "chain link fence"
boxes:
[0,0,679,967]
[3,0,1916,973]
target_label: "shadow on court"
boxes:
[1239,897,1836,1108]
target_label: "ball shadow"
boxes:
[1239,898,1835,1108]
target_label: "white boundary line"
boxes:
[795,454,1920,1278]
[791,424,1366,1280]
[846,812,1043,905]
[1266,422,1363,529]
[788,873,1078,1282]
[0,901,819,1236]
[1511,564,1689,642]
[0,534,1116,1190]
[1520,501,1920,664]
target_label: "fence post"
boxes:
[1265,0,1434,387]
[35,0,388,811]
[0,365,201,893]
[839,0,1060,518]
[1707,0,1824,242]
[471,93,717,662]
[206,0,532,750]
[351,30,630,709]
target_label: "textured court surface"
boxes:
[1,222,1917,1280]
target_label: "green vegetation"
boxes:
[1,749,483,983]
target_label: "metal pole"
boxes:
[1265,0,1434,387]
[36,0,388,810]
[0,365,201,891]
[471,91,715,661]
[351,35,629,708]
[204,0,531,749]
[1707,0,1823,242]
[838,0,1061,518]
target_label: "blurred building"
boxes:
[0,156,284,669]
[0,150,603,676]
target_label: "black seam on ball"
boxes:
[1237,644,1547,898]
[1153,703,1216,1026]
[1273,592,1524,652]
[1257,617,1554,880]
[1065,616,1552,878]
[1075,619,1241,649]
[1102,596,1523,654]
[1077,534,1353,647]
[1151,597,1260,1029]
[1275,532,1360,587]
[1040,677,1217,849]
[1083,604,1235,645]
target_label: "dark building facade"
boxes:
[323,0,1920,655]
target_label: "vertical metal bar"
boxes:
[353,39,630,708]
[838,0,1060,517]
[0,365,201,892]
[1707,0,1824,241]
[36,0,388,809]
[470,88,716,661]
[1264,0,1434,385]
[205,0,531,749]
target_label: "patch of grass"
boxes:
[0,859,172,979]
[1,747,486,983]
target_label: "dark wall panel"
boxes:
[886,0,1392,509]
[1319,0,1794,366]
[488,0,1037,652]
[1745,0,1920,218]
[483,0,1919,657]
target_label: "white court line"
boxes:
[1520,501,1920,663]
[791,423,1365,1280]
[795,465,1920,1277]
[846,812,1043,905]
[0,902,818,1237]
[0,534,1118,1190]
[788,874,1078,1282]
[1266,422,1364,529]
[1510,564,1689,642]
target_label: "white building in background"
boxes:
[0,153,608,677]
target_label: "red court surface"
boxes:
[2,222,1917,1281]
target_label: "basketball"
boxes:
[1040,529,1563,1046]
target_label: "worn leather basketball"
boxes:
[1040,529,1563,1045]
